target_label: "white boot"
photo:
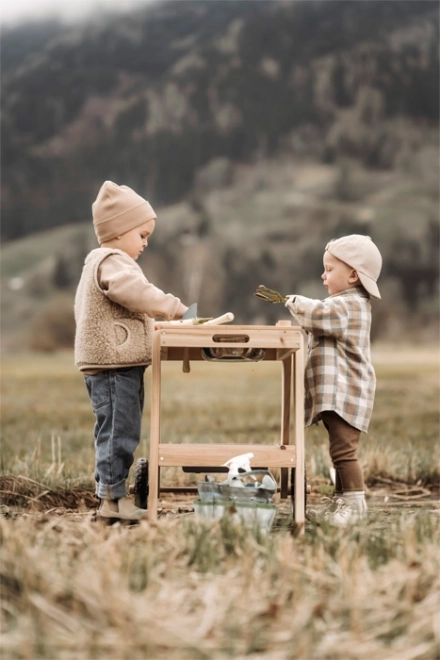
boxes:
[306,496,335,522]
[307,497,352,527]
[342,491,368,523]
[307,492,367,527]
[98,495,148,523]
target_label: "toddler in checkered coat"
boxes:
[285,235,382,526]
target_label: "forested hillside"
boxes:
[2,0,438,239]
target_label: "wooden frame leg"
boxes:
[148,331,162,521]
[293,335,305,532]
[280,356,292,498]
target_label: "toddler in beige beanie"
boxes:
[74,181,188,523]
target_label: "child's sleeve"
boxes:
[98,254,187,320]
[285,294,349,338]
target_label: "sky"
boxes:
[1,0,155,26]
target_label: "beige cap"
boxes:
[92,181,156,243]
[326,234,382,299]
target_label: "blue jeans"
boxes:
[84,366,146,499]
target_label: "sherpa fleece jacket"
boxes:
[285,287,375,433]
[74,247,186,371]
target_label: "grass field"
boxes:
[1,347,439,659]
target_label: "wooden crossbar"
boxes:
[157,444,296,467]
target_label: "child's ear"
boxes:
[348,269,360,285]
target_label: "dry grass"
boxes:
[1,510,439,659]
[1,347,439,658]
[0,475,95,511]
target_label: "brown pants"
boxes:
[321,411,365,492]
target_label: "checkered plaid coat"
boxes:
[285,288,375,433]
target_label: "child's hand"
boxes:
[254,285,288,304]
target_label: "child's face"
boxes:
[322,251,358,296]
[115,219,156,260]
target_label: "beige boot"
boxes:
[98,496,148,523]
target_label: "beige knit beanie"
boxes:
[92,181,156,244]
[325,234,382,299]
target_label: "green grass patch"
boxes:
[1,349,439,488]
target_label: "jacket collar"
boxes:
[326,286,370,300]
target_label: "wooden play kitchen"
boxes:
[146,320,306,530]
